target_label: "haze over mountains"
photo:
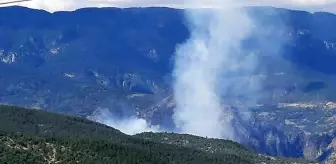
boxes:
[0,5,336,163]
[9,0,336,12]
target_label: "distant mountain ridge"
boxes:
[0,6,336,163]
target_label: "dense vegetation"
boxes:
[0,105,312,164]
[0,6,336,160]
[135,132,314,164]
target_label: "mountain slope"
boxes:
[2,6,336,116]
[1,6,336,116]
[135,132,315,164]
[0,5,336,162]
[0,105,313,164]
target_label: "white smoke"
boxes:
[88,108,161,135]
[86,1,281,141]
[172,0,258,139]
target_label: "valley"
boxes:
[0,5,336,163]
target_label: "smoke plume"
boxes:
[88,108,161,135]
[172,0,259,140]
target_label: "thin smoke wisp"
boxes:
[172,0,259,140]
[88,108,161,135]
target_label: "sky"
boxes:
[2,0,336,13]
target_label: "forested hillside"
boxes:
[1,6,336,162]
[0,105,312,164]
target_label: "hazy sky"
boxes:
[3,0,336,13]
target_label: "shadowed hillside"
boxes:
[0,6,336,163]
[0,105,314,163]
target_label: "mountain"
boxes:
[0,6,185,117]
[0,5,336,162]
[0,105,314,164]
